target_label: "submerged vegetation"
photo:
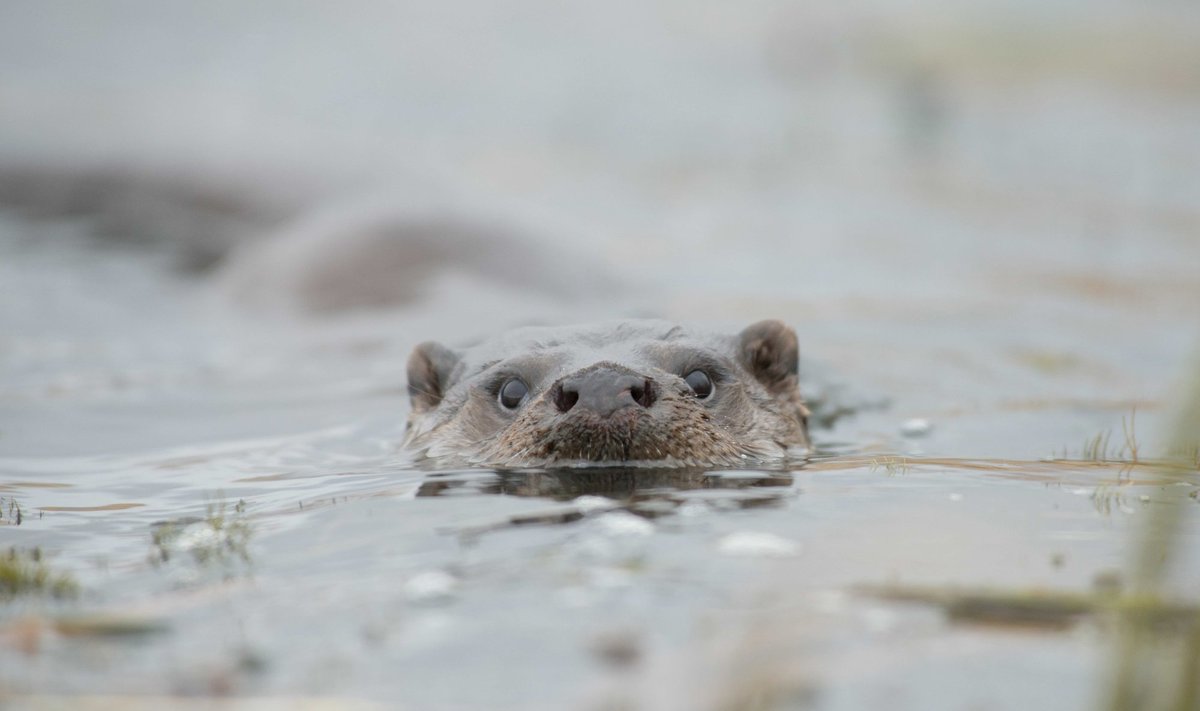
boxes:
[150,498,253,572]
[0,547,78,601]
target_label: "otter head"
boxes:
[403,320,810,468]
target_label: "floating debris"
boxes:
[857,583,1199,631]
[52,612,169,638]
[900,418,933,438]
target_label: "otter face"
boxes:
[403,320,810,468]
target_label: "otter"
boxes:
[404,319,810,468]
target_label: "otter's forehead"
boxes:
[454,320,734,377]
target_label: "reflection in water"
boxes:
[418,467,797,538]
[417,467,794,501]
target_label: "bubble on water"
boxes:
[716,531,800,558]
[900,418,932,437]
[573,495,619,513]
[594,512,654,537]
[404,570,458,604]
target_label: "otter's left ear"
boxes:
[738,320,800,395]
[406,341,460,413]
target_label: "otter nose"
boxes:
[554,367,657,416]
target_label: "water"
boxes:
[2,1,1200,709]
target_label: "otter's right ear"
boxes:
[406,341,460,413]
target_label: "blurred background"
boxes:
[2,0,1198,455]
[1,1,1199,708]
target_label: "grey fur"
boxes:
[404,320,811,468]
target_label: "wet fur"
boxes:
[404,320,810,468]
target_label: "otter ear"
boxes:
[406,341,460,413]
[738,320,800,395]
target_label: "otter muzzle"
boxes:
[553,366,657,417]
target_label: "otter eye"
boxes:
[498,378,529,410]
[684,370,714,399]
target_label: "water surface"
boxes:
[2,2,1200,709]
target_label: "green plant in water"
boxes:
[1120,408,1141,465]
[859,582,1198,631]
[1083,428,1115,462]
[150,498,253,569]
[0,547,79,601]
[1056,409,1198,490]
[1105,365,1200,711]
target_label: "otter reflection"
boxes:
[416,467,793,502]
